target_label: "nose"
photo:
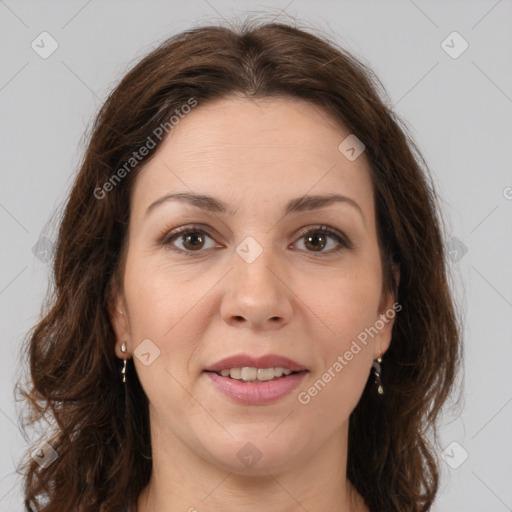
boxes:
[220,242,293,331]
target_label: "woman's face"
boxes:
[111,96,397,475]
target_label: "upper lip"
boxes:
[204,354,307,373]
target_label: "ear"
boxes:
[108,290,132,359]
[375,263,401,359]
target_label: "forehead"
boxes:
[131,96,375,223]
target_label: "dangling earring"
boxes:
[372,356,384,395]
[121,341,127,383]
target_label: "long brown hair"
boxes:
[17,18,463,512]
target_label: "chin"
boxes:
[199,431,303,475]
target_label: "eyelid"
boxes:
[294,224,353,251]
[159,223,352,255]
[158,223,221,253]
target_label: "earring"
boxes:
[121,341,127,383]
[372,356,384,395]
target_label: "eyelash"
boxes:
[159,223,352,257]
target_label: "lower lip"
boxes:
[205,371,307,405]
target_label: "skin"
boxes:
[110,95,399,512]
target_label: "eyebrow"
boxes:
[145,192,365,224]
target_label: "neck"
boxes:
[136,419,368,512]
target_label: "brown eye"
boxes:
[293,226,350,254]
[163,227,218,253]
[304,232,328,252]
[181,231,206,251]
[161,224,351,256]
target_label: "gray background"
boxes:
[1,0,511,510]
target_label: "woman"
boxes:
[18,19,463,512]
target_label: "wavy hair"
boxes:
[17,18,463,512]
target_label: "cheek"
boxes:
[122,254,200,385]
[123,250,198,333]
[299,267,381,413]
[300,290,376,425]
[298,357,370,434]
[310,267,383,344]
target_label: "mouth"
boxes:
[204,353,307,375]
[204,368,308,405]
[203,354,308,404]
[206,367,307,383]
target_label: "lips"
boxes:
[204,354,307,373]
[206,370,307,405]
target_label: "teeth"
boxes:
[241,367,258,381]
[218,366,297,382]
